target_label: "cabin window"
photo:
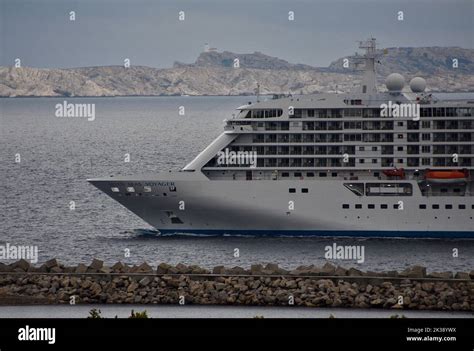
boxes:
[445,204,453,209]
[366,183,412,196]
[319,172,327,177]
[144,186,152,192]
[342,204,349,209]
[421,108,432,117]
[302,188,309,193]
[433,107,445,117]
[294,172,302,177]
[242,110,251,118]
[306,172,314,177]
[355,204,362,209]
[368,204,375,209]
[126,187,135,193]
[432,204,439,209]
[282,172,289,177]
[253,110,264,118]
[459,204,466,209]
[419,204,427,209]
[111,187,120,193]
[457,107,472,117]
[380,204,388,209]
[289,188,296,193]
[290,109,303,118]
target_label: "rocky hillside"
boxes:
[0,66,354,97]
[174,50,315,70]
[1,47,473,97]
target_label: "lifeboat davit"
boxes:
[383,168,405,178]
[424,169,469,184]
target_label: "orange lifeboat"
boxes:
[424,169,469,184]
[383,168,405,179]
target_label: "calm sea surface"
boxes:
[1,96,473,272]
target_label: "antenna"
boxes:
[255,82,260,102]
[352,37,380,94]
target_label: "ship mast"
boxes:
[355,37,378,94]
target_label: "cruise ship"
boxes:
[88,39,474,238]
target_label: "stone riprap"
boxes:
[0,260,472,311]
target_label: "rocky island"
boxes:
[1,47,473,97]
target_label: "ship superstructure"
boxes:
[89,38,474,237]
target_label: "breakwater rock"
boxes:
[0,260,472,311]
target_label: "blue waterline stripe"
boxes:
[156,229,474,239]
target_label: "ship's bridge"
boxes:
[231,92,416,121]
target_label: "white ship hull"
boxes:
[89,173,474,238]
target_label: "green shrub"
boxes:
[129,309,149,318]
[87,308,102,319]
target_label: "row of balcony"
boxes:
[206,157,473,168]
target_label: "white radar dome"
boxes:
[386,73,405,91]
[409,77,426,93]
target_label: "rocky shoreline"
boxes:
[0,259,472,311]
[2,46,474,97]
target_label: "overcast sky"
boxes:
[1,0,472,68]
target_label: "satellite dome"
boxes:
[386,73,405,91]
[409,77,426,93]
